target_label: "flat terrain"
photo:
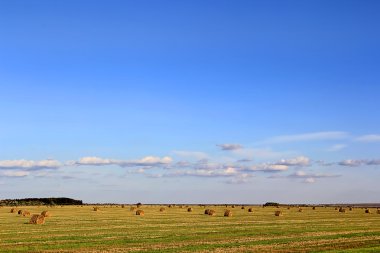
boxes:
[1,205,380,252]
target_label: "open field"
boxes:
[1,205,380,252]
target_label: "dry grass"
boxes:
[1,205,380,252]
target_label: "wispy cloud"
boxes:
[338,159,380,167]
[355,134,380,142]
[266,131,348,143]
[172,151,209,160]
[326,144,347,152]
[217,144,243,151]
[0,159,61,170]
[0,170,30,177]
[270,170,341,183]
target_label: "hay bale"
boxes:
[208,210,216,216]
[10,208,16,213]
[29,214,45,225]
[168,204,173,208]
[136,210,144,216]
[298,208,303,212]
[287,207,291,210]
[159,207,165,212]
[22,211,30,217]
[275,210,283,216]
[241,206,245,210]
[130,207,136,212]
[376,210,380,214]
[335,207,338,210]
[248,208,253,212]
[121,204,125,208]
[339,207,346,213]
[18,210,23,215]
[349,207,353,211]
[365,209,371,214]
[187,207,193,212]
[41,211,51,217]
[312,207,316,210]
[231,205,235,208]
[224,210,232,217]
[204,209,210,215]
[93,207,99,211]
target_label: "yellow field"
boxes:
[1,205,380,252]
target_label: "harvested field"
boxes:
[0,205,380,252]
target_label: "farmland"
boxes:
[1,205,380,252]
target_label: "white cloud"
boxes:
[217,144,243,151]
[74,156,173,167]
[266,131,348,143]
[76,157,115,166]
[249,164,289,172]
[338,159,380,167]
[120,156,173,167]
[276,156,310,166]
[338,159,364,167]
[0,159,61,170]
[356,134,380,142]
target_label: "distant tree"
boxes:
[263,202,280,207]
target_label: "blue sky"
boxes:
[1,0,380,204]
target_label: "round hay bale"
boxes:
[136,210,144,216]
[29,214,45,225]
[365,209,371,214]
[208,210,216,216]
[287,207,291,210]
[275,210,283,216]
[41,211,51,217]
[312,207,316,210]
[241,206,245,210]
[93,207,99,211]
[10,208,16,213]
[339,207,346,213]
[231,205,235,208]
[298,208,303,212]
[159,207,165,212]
[168,204,173,208]
[121,204,125,208]
[130,207,136,212]
[335,207,338,210]
[22,211,31,217]
[204,209,210,215]
[187,207,193,212]
[224,210,232,217]
[18,210,23,215]
[248,208,253,212]
[376,210,380,214]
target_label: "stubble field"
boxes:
[1,205,380,252]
